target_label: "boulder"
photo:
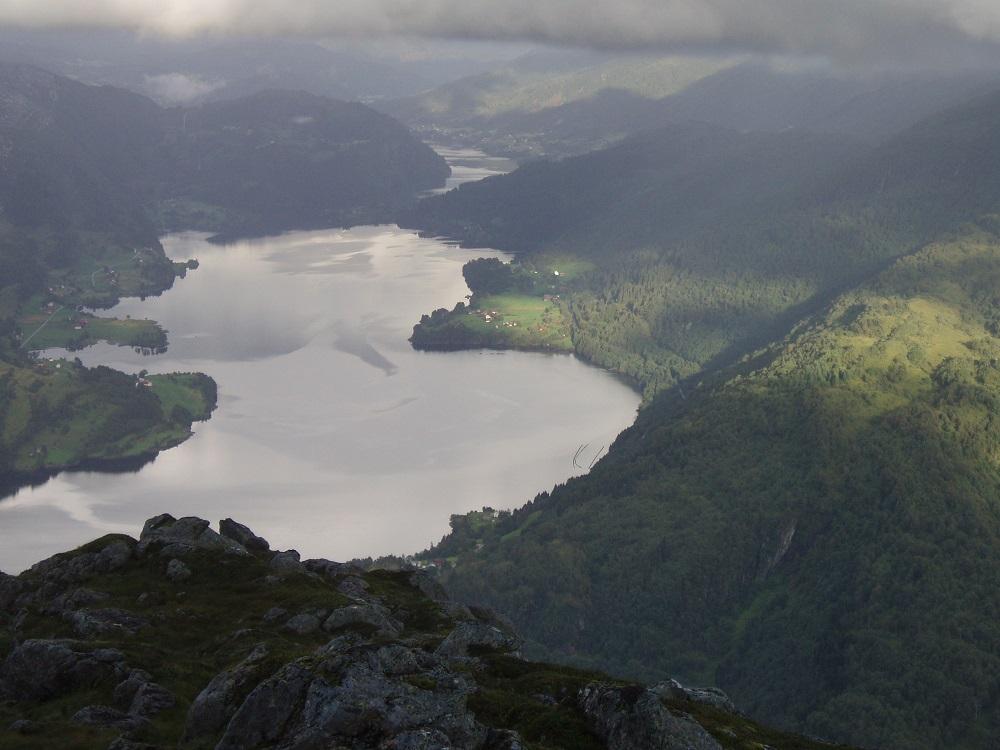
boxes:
[129,681,175,718]
[0,640,124,700]
[165,558,192,583]
[323,603,402,637]
[71,705,146,732]
[435,621,521,659]
[183,644,270,742]
[220,519,270,552]
[68,608,148,638]
[578,683,722,750]
[269,550,303,573]
[43,587,109,615]
[262,606,288,623]
[113,670,153,710]
[137,514,246,557]
[284,613,322,636]
[651,678,737,714]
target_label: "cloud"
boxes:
[2,1,1000,64]
[142,72,225,104]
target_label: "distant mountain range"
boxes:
[381,53,1000,158]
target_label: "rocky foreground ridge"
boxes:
[0,516,856,749]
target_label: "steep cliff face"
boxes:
[0,516,854,750]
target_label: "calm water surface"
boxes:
[0,152,638,573]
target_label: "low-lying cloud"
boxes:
[2,1,1000,64]
[143,73,225,105]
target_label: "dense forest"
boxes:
[414,88,1000,749]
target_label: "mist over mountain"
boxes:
[382,53,1000,158]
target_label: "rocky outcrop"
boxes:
[137,514,247,557]
[183,643,271,741]
[0,515,840,750]
[324,602,403,637]
[436,620,522,659]
[651,679,737,714]
[214,638,485,750]
[579,684,723,750]
[220,518,270,552]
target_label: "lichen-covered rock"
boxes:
[183,644,270,741]
[579,684,722,750]
[220,518,270,552]
[0,640,124,700]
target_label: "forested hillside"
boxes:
[416,89,1000,749]
[407,90,1000,397]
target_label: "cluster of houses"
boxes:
[468,308,519,328]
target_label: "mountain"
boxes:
[0,62,446,483]
[161,89,449,236]
[0,514,860,749]
[0,30,491,105]
[406,88,1000,749]
[381,54,1000,159]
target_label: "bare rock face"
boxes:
[220,518,271,552]
[579,684,723,750]
[183,644,271,741]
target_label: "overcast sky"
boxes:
[1,1,1000,66]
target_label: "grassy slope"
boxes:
[429,224,1000,749]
